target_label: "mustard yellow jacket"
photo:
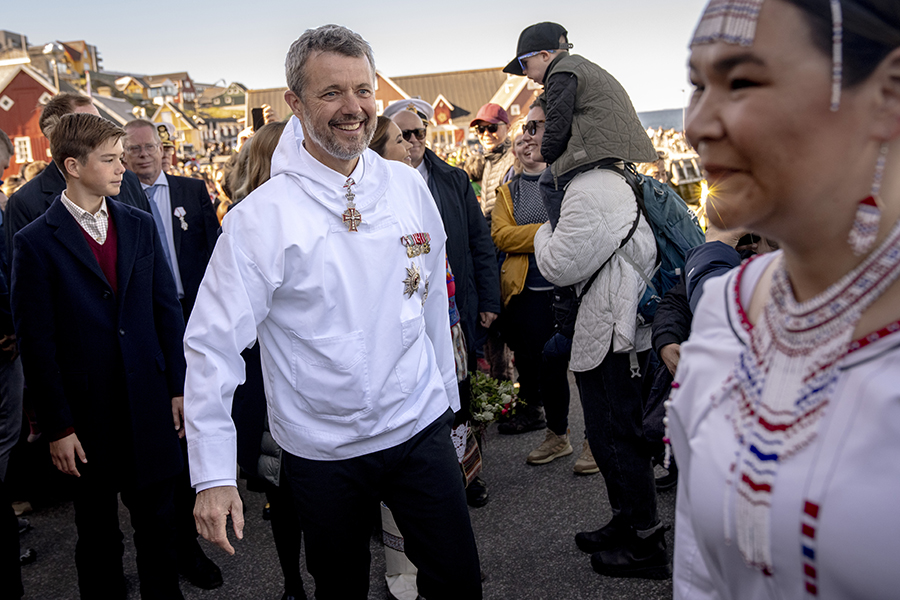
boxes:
[492,179,543,307]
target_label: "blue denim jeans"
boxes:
[575,348,659,532]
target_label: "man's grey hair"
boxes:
[0,129,13,157]
[285,24,375,99]
[123,119,161,142]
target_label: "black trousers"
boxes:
[283,409,482,600]
[0,476,22,599]
[264,464,304,595]
[72,467,183,600]
[502,288,570,434]
[173,437,205,566]
[575,348,659,532]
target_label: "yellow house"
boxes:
[115,76,148,100]
[151,102,203,151]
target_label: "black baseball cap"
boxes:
[503,22,573,76]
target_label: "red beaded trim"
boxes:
[732,257,900,354]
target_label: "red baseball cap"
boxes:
[470,103,510,127]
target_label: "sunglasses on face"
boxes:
[518,49,555,72]
[475,123,499,135]
[401,128,426,142]
[524,120,545,136]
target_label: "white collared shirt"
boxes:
[60,191,109,244]
[415,159,429,183]
[141,171,184,298]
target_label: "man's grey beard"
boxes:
[301,104,376,161]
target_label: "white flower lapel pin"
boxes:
[173,206,188,231]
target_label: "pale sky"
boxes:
[4,0,709,112]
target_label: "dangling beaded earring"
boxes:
[848,144,889,256]
[829,0,843,112]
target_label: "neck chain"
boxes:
[341,157,365,232]
[719,217,900,573]
[342,173,362,232]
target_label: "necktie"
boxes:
[145,185,174,275]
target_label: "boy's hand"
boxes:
[49,432,87,477]
[172,396,185,439]
[0,334,18,361]
[195,486,244,555]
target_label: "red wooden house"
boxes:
[0,64,56,181]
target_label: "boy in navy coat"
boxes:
[10,113,187,599]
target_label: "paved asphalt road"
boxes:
[16,372,676,600]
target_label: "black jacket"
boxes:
[159,174,219,319]
[651,278,692,356]
[5,162,149,257]
[422,149,501,350]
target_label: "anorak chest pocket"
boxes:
[290,329,371,420]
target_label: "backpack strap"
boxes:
[595,161,663,289]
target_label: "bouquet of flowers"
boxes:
[469,371,521,428]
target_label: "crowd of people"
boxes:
[2,1,900,598]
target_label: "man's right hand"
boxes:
[49,432,87,477]
[194,486,244,555]
[660,343,681,376]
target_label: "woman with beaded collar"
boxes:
[669,0,900,598]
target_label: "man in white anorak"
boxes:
[183,25,482,600]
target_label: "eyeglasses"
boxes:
[401,128,426,142]
[125,143,159,156]
[474,123,499,135]
[524,120,545,136]
[518,50,554,72]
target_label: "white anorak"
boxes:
[184,117,459,491]
[533,167,655,372]
[670,252,900,600]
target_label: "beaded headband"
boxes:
[691,0,844,111]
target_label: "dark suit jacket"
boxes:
[10,198,186,489]
[5,162,149,257]
[162,174,218,319]
[423,149,501,350]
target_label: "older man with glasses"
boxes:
[121,119,222,591]
[387,99,500,508]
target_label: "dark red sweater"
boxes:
[80,214,118,294]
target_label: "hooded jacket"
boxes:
[184,116,459,490]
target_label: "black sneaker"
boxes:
[655,461,678,491]
[575,516,630,553]
[497,406,546,435]
[17,518,32,535]
[466,476,489,508]
[590,526,672,580]
[19,548,37,566]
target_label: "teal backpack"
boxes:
[603,163,705,324]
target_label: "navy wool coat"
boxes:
[11,198,186,489]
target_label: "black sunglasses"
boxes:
[474,123,499,135]
[524,119,546,136]
[401,128,426,142]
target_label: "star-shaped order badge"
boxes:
[403,263,421,299]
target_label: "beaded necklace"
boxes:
[716,218,900,573]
